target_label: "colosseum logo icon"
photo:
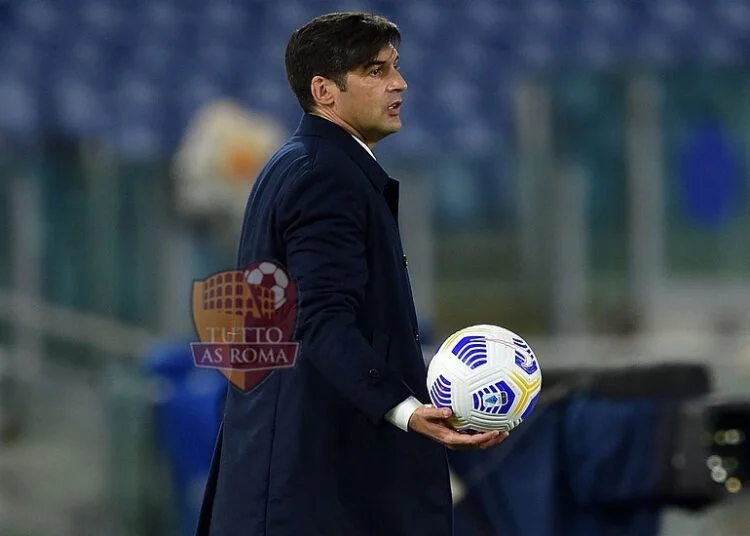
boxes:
[190,260,299,393]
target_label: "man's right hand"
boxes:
[408,406,509,450]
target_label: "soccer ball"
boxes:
[244,261,289,310]
[426,324,542,433]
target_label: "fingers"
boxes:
[442,429,504,450]
[475,431,509,450]
[417,406,454,421]
[440,429,510,451]
[410,407,510,451]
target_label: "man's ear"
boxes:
[310,75,337,107]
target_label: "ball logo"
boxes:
[483,393,503,407]
[190,260,299,393]
[473,381,515,415]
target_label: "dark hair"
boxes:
[285,12,401,112]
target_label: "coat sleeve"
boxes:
[276,164,414,424]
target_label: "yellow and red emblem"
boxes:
[191,260,299,392]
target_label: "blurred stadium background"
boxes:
[1,0,750,535]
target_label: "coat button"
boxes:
[414,330,420,342]
[402,254,408,267]
[368,368,381,379]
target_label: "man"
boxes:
[195,12,507,536]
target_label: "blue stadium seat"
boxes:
[384,120,441,157]
[52,76,108,136]
[0,36,43,81]
[0,0,749,156]
[573,27,620,68]
[195,1,252,47]
[714,0,750,41]
[175,76,223,120]
[462,0,516,43]
[696,32,743,64]
[184,43,238,89]
[241,77,294,122]
[447,40,495,81]
[137,0,189,46]
[399,1,445,32]
[432,76,484,126]
[57,38,112,83]
[78,0,129,44]
[451,118,503,157]
[112,75,162,121]
[266,1,324,34]
[110,121,164,159]
[125,43,177,84]
[15,0,66,43]
[584,0,633,32]
[0,74,39,138]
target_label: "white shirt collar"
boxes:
[351,135,376,160]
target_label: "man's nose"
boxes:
[391,70,407,92]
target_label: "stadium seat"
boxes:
[52,77,109,136]
[0,75,38,138]
[0,0,747,157]
[15,0,64,41]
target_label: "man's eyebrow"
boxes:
[362,54,399,70]
[363,59,388,70]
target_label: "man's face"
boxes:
[333,44,407,144]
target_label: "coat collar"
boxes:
[293,113,391,194]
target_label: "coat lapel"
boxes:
[294,114,399,221]
[295,114,389,186]
[383,178,399,223]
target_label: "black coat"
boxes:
[195,114,453,536]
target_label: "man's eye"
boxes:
[370,67,382,76]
